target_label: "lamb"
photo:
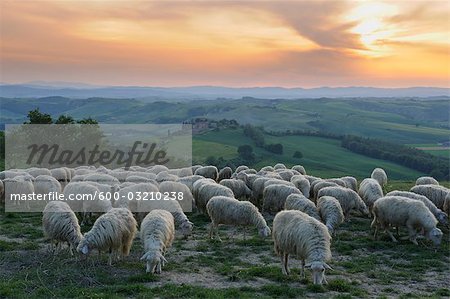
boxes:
[42,201,82,255]
[284,194,320,220]
[358,178,383,211]
[387,190,448,225]
[290,175,310,198]
[262,184,301,213]
[291,165,306,175]
[219,179,252,200]
[196,183,234,215]
[415,176,439,186]
[140,210,175,274]
[371,168,387,187]
[317,196,345,235]
[340,176,358,191]
[317,186,369,219]
[371,196,443,247]
[194,166,219,181]
[410,185,450,210]
[218,167,232,182]
[206,196,270,241]
[77,208,137,265]
[33,175,62,195]
[272,210,332,285]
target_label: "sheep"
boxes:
[140,210,175,274]
[260,166,274,172]
[0,170,29,180]
[276,169,296,181]
[290,175,310,198]
[358,178,383,211]
[74,168,93,176]
[33,175,62,195]
[192,178,216,201]
[410,185,450,211]
[234,172,259,189]
[387,191,448,225]
[109,171,130,182]
[273,163,287,170]
[191,165,203,174]
[272,210,332,285]
[159,181,194,215]
[77,208,137,265]
[218,167,232,182]
[317,196,345,235]
[148,165,169,175]
[235,165,249,173]
[313,181,339,201]
[340,176,358,191]
[156,171,178,183]
[176,175,204,193]
[194,166,219,181]
[206,196,270,241]
[318,186,369,219]
[291,165,306,175]
[416,176,439,186]
[26,167,52,178]
[152,198,193,239]
[63,182,98,213]
[262,184,301,213]
[251,177,277,204]
[42,201,82,255]
[444,193,450,216]
[50,168,69,188]
[196,183,234,215]
[84,173,119,186]
[116,183,159,219]
[3,175,34,210]
[371,196,443,247]
[304,175,321,185]
[285,194,320,220]
[371,168,387,187]
[126,175,157,184]
[127,171,157,180]
[219,179,252,200]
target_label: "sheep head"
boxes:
[259,226,271,238]
[180,220,194,238]
[306,261,332,285]
[426,227,443,247]
[140,251,167,274]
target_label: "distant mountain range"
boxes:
[0,82,449,99]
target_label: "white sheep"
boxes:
[156,171,179,183]
[235,165,249,173]
[192,178,216,203]
[219,179,252,200]
[63,182,98,213]
[387,190,448,225]
[317,196,345,235]
[42,201,82,255]
[340,176,358,191]
[318,186,369,219]
[194,165,219,181]
[284,194,320,220]
[260,166,274,172]
[196,183,234,215]
[140,210,175,273]
[410,185,450,211]
[273,163,287,170]
[371,196,443,247]
[371,168,387,187]
[276,169,296,181]
[50,168,68,188]
[176,175,204,193]
[218,167,232,182]
[77,208,137,265]
[291,165,306,175]
[416,176,439,186]
[26,167,52,178]
[358,178,383,211]
[3,175,34,210]
[262,184,301,213]
[84,173,119,186]
[148,165,170,175]
[313,181,339,201]
[33,175,62,195]
[273,210,332,285]
[206,196,270,241]
[290,175,310,198]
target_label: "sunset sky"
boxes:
[1,1,449,87]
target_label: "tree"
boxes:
[293,150,303,159]
[25,108,52,124]
[237,145,254,161]
[55,115,75,124]
[265,143,283,154]
[77,117,98,124]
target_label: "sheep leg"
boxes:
[300,259,305,278]
[156,262,162,274]
[108,249,113,266]
[385,227,398,243]
[56,242,62,254]
[281,253,290,275]
[406,221,418,245]
[208,223,214,239]
[323,275,328,284]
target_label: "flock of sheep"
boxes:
[0,164,449,285]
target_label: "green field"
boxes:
[193,129,426,180]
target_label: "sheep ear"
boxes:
[324,263,333,270]
[81,245,89,255]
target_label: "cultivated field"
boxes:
[1,181,449,299]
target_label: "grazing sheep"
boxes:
[235,165,249,173]
[313,181,339,201]
[340,176,358,191]
[140,210,175,274]
[42,201,82,255]
[206,196,270,241]
[63,182,98,213]
[387,191,448,225]
[218,167,233,182]
[371,196,443,247]
[276,169,296,181]
[159,181,194,214]
[410,185,450,210]
[116,183,159,217]
[194,166,219,181]
[234,172,259,190]
[26,167,52,178]
[252,177,286,204]
[192,178,216,202]
[262,184,301,213]
[273,163,287,170]
[371,168,387,187]
[358,178,383,211]
[0,170,29,180]
[219,179,252,200]
[148,165,169,175]
[318,186,369,219]
[84,173,119,186]
[156,171,178,183]
[33,175,62,195]
[291,165,306,175]
[273,210,332,285]
[176,175,204,193]
[127,171,157,180]
[290,175,310,198]
[125,175,157,184]
[416,176,439,186]
[77,208,137,265]
[325,179,347,187]
[3,175,34,210]
[196,183,234,215]
[50,168,68,187]
[153,199,193,238]
[167,167,193,178]
[317,196,345,235]
[444,193,450,216]
[109,171,130,182]
[285,194,320,220]
[260,166,274,172]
